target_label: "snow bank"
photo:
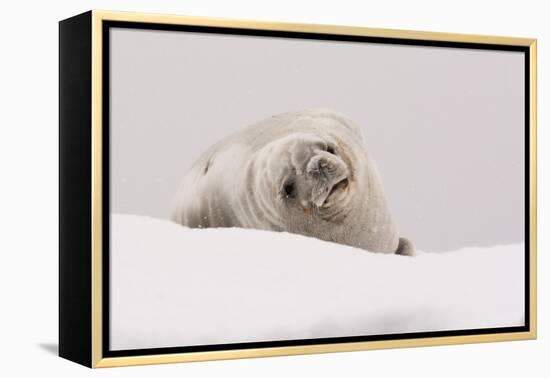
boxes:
[110,214,525,350]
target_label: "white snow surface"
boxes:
[111,214,525,351]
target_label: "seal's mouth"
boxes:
[312,177,349,208]
[323,177,349,206]
[328,177,349,198]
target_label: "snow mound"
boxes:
[110,214,525,350]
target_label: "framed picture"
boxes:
[59,10,537,368]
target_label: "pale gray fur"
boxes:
[172,109,414,255]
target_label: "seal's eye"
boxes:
[326,145,336,155]
[283,182,296,199]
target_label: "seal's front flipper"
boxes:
[396,237,415,256]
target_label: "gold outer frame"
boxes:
[90,10,537,368]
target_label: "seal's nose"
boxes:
[307,154,338,176]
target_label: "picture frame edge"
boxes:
[58,9,538,368]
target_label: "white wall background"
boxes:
[0,0,547,377]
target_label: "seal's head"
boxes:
[253,132,357,226]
